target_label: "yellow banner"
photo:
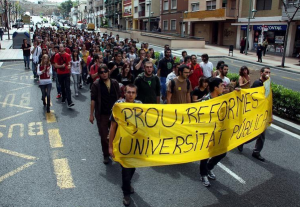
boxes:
[112,80,272,168]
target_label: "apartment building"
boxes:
[183,0,238,46]
[123,0,133,29]
[87,0,105,27]
[160,0,189,34]
[131,0,160,30]
[105,0,122,27]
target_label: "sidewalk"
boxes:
[173,45,300,74]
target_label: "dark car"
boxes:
[12,22,24,28]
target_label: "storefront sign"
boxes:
[275,36,284,44]
[241,25,247,30]
[254,25,287,31]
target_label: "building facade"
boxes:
[87,0,105,28]
[123,0,133,29]
[160,0,188,35]
[183,0,238,45]
[105,0,122,28]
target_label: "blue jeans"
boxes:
[160,77,167,99]
[23,56,30,68]
[40,83,52,107]
[53,70,61,94]
[32,62,38,77]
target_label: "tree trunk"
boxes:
[281,21,290,67]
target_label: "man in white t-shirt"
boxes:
[200,54,213,78]
[216,64,230,93]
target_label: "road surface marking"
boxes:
[218,162,246,184]
[0,148,38,160]
[0,110,33,122]
[9,85,33,92]
[0,72,28,79]
[0,101,33,109]
[46,110,57,123]
[0,80,32,86]
[271,125,300,140]
[281,76,297,81]
[0,63,23,68]
[53,158,75,189]
[48,129,63,148]
[0,162,35,183]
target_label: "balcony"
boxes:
[138,11,145,17]
[139,0,145,3]
[184,8,237,20]
[124,0,131,4]
[123,12,132,17]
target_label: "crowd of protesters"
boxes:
[22,26,272,206]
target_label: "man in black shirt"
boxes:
[157,48,174,103]
[238,66,272,162]
[109,52,124,80]
[21,39,31,69]
[90,65,121,164]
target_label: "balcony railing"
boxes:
[138,11,145,17]
[185,8,237,19]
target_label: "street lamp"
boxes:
[244,0,257,55]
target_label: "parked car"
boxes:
[87,23,95,31]
[12,22,24,28]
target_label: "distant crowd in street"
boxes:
[21,26,272,206]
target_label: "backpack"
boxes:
[170,79,190,93]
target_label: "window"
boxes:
[256,0,272,10]
[163,20,168,30]
[222,0,227,7]
[171,20,176,30]
[163,0,169,10]
[171,0,177,9]
[206,0,216,10]
[135,6,138,13]
[191,3,200,11]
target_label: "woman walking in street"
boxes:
[37,54,52,113]
[71,50,82,96]
[21,39,31,69]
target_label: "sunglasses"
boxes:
[99,70,108,74]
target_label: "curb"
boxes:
[272,115,300,135]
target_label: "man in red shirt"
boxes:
[187,54,203,90]
[54,44,74,108]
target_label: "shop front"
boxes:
[294,25,300,56]
[253,25,287,54]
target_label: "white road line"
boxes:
[270,125,300,140]
[217,162,246,184]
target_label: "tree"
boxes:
[58,0,73,18]
[281,0,300,67]
[15,2,21,21]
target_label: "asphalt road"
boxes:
[0,61,300,207]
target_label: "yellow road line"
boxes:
[53,158,75,189]
[0,148,38,160]
[46,110,57,123]
[282,76,297,81]
[0,110,33,122]
[0,162,35,183]
[48,129,63,148]
[0,101,33,110]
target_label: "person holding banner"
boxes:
[200,77,226,187]
[237,66,272,162]
[90,65,121,164]
[108,84,142,207]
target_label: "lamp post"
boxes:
[244,0,257,55]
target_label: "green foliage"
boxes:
[271,82,300,122]
[58,0,73,18]
[51,22,56,26]
[154,51,160,60]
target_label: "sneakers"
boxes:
[75,93,79,96]
[79,84,83,89]
[201,176,211,187]
[103,156,110,164]
[252,153,265,162]
[68,102,75,108]
[123,196,131,206]
[56,94,61,99]
[207,170,216,180]
[61,99,66,104]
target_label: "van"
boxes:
[87,23,95,31]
